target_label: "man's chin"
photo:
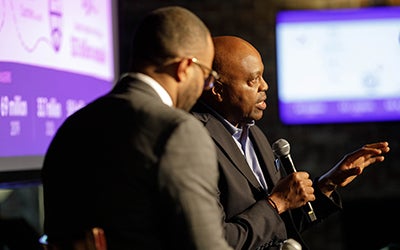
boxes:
[252,111,264,121]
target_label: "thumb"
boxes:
[347,166,363,176]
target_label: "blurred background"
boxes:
[1,0,399,249]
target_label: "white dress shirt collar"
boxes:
[125,72,173,107]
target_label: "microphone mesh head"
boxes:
[272,138,290,157]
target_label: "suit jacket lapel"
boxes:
[204,116,264,191]
[249,127,282,187]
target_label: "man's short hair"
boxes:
[129,6,210,70]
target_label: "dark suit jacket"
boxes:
[191,101,342,250]
[42,75,232,250]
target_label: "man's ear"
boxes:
[211,83,223,102]
[176,58,192,82]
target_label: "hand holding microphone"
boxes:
[271,138,317,222]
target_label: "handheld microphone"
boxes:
[272,138,317,222]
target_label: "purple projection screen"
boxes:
[0,0,117,173]
[275,6,400,125]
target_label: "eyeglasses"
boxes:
[190,58,219,90]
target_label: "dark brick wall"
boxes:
[117,1,400,249]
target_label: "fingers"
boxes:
[362,141,390,154]
[329,141,390,189]
[291,172,315,204]
[293,171,310,180]
[346,141,390,164]
[271,172,315,211]
[364,141,389,149]
[345,166,363,176]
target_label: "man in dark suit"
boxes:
[191,35,390,249]
[41,7,232,250]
